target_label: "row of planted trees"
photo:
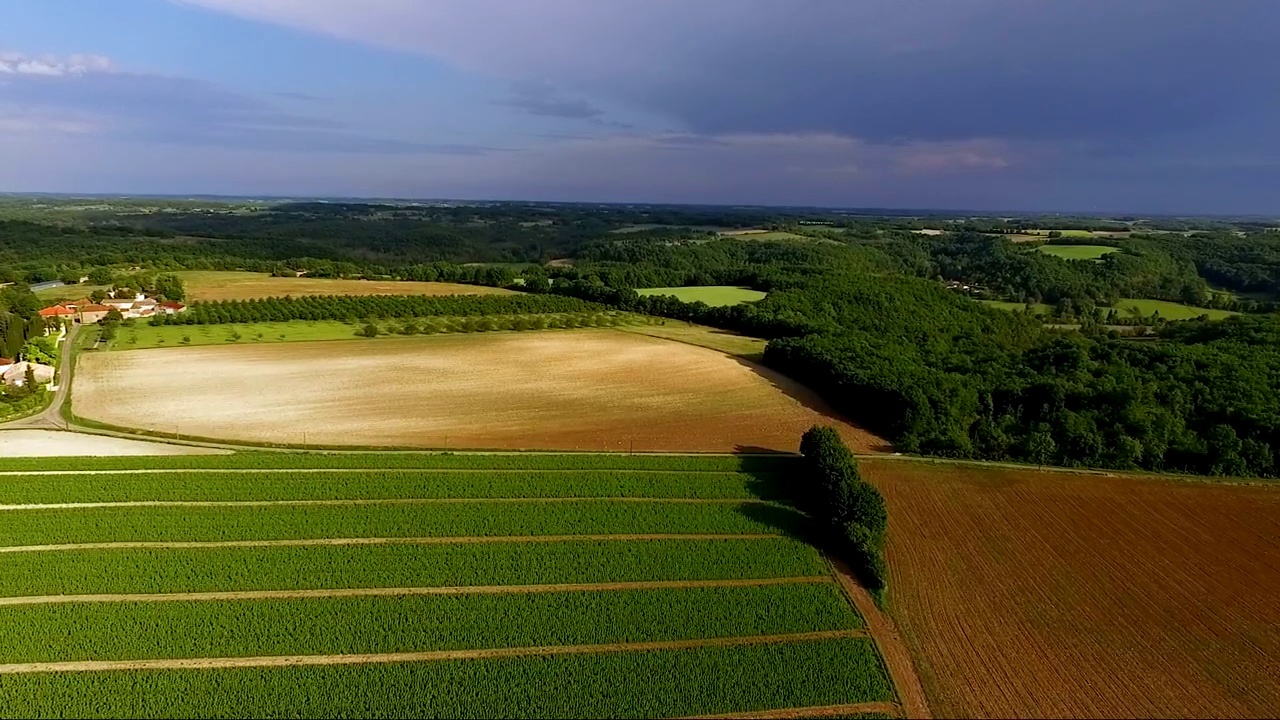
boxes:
[797,426,889,595]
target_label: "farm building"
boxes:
[2,361,54,388]
[37,305,76,320]
[39,295,185,325]
[77,304,112,324]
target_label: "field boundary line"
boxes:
[0,533,782,554]
[0,576,834,606]
[0,468,761,477]
[0,498,783,511]
[827,557,931,719]
[679,700,901,719]
[0,629,867,675]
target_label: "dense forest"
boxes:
[4,197,1280,477]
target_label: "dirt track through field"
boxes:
[0,533,779,554]
[828,557,931,719]
[0,576,833,607]
[0,498,781,511]
[0,629,867,675]
[74,331,883,453]
[682,701,902,719]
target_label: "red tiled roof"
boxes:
[38,305,76,317]
[160,301,186,309]
[80,304,112,312]
[0,359,12,366]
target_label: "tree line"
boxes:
[150,294,601,326]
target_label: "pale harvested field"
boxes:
[866,460,1280,719]
[0,430,226,457]
[176,271,517,301]
[74,330,883,452]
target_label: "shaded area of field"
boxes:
[74,330,881,453]
[174,271,516,301]
[866,460,1280,718]
[1035,244,1120,260]
[636,286,767,306]
[616,322,768,361]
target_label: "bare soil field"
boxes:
[0,430,226,457]
[73,330,882,453]
[176,271,517,301]
[864,460,1280,718]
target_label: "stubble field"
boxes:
[865,460,1280,718]
[74,330,881,453]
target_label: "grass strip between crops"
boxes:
[0,452,797,473]
[0,537,826,596]
[0,576,833,606]
[0,470,789,503]
[0,637,892,719]
[0,630,867,674]
[0,533,781,555]
[0,502,806,547]
[0,584,860,663]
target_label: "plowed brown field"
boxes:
[865,460,1280,718]
[74,330,882,452]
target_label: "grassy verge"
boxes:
[0,537,826,596]
[0,470,787,504]
[0,584,859,662]
[0,638,892,719]
[0,501,805,546]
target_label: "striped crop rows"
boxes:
[0,454,896,718]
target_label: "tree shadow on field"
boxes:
[728,356,896,454]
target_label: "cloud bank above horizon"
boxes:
[2,0,1278,213]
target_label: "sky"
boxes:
[2,0,1278,213]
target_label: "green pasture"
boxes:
[1035,244,1120,260]
[978,300,1053,314]
[636,286,767,306]
[1113,298,1238,321]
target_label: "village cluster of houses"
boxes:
[38,294,186,324]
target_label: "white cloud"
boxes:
[0,52,114,77]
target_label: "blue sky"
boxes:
[2,0,1278,213]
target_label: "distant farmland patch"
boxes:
[175,271,517,301]
[1035,244,1120,260]
[74,330,880,453]
[977,300,1053,315]
[636,286,766,307]
[866,459,1280,719]
[1113,298,1237,321]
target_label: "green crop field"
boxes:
[977,300,1053,314]
[636,286,767,306]
[0,452,897,718]
[1035,244,1121,260]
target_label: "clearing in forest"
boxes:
[175,271,517,301]
[1034,244,1120,260]
[865,459,1280,719]
[636,286,767,307]
[73,330,881,453]
[0,453,898,718]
